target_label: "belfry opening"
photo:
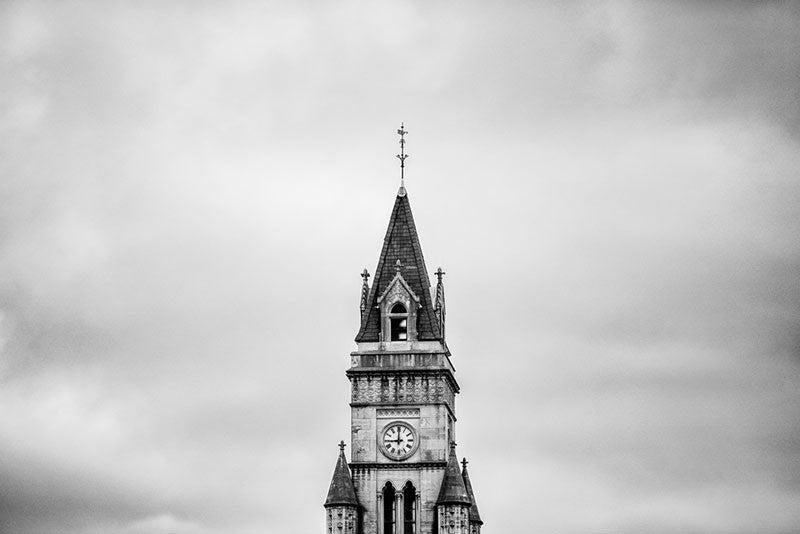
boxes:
[389,303,408,341]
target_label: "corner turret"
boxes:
[435,443,472,533]
[324,441,359,533]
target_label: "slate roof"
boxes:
[436,444,471,506]
[324,447,359,507]
[355,189,441,342]
[461,459,483,524]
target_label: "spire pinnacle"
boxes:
[359,269,371,319]
[396,123,408,196]
[338,440,346,452]
[435,266,446,340]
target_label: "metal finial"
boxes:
[435,267,446,281]
[338,440,346,452]
[361,268,370,282]
[396,123,409,187]
[449,440,457,450]
[461,457,468,470]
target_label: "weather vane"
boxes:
[396,122,408,186]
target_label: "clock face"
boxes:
[380,422,417,460]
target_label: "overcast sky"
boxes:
[1,1,799,533]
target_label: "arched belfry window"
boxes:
[382,482,396,534]
[402,481,417,534]
[377,275,419,342]
[389,303,408,341]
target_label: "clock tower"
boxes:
[324,127,484,534]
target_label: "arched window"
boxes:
[383,482,396,534]
[402,482,416,534]
[389,303,408,341]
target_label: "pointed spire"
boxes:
[436,442,471,505]
[461,457,483,525]
[324,441,359,508]
[359,269,370,319]
[435,267,446,339]
[355,191,441,342]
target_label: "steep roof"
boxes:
[355,189,441,342]
[461,459,483,524]
[436,444,471,506]
[324,445,359,508]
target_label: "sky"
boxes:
[1,1,799,533]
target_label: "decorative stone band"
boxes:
[347,372,457,413]
[376,408,420,418]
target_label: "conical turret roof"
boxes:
[436,444,471,505]
[461,458,483,524]
[355,190,441,342]
[324,443,359,508]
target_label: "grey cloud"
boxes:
[1,1,799,533]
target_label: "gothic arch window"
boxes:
[402,481,417,534]
[382,481,396,534]
[389,302,408,341]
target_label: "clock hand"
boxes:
[392,426,403,444]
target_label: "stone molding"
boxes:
[350,461,447,471]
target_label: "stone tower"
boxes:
[323,127,484,534]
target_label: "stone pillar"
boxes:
[377,492,384,534]
[415,492,421,534]
[396,492,402,534]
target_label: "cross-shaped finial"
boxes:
[396,123,409,185]
[449,440,457,450]
[461,457,468,470]
[361,268,370,282]
[338,440,346,452]
[395,259,403,273]
[435,267,446,281]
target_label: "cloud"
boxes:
[1,1,799,533]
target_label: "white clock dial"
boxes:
[379,422,417,460]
